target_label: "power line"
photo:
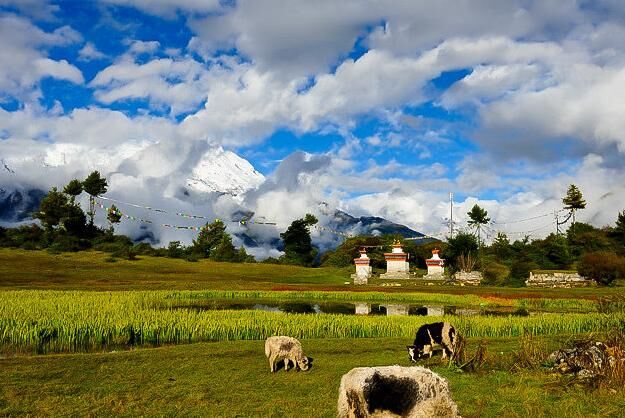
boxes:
[491,209,567,225]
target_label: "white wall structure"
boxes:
[351,249,372,285]
[380,240,411,279]
[423,249,445,279]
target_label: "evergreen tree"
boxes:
[280,213,319,266]
[467,204,490,246]
[35,187,69,231]
[35,187,88,238]
[82,171,108,225]
[236,246,255,263]
[63,179,83,202]
[562,184,586,224]
[192,219,227,258]
[542,233,571,269]
[62,201,88,237]
[491,232,511,261]
[614,210,625,246]
[211,235,237,262]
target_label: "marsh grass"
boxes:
[2,290,625,355]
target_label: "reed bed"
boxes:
[1,290,623,355]
[160,290,501,307]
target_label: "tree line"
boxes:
[1,178,624,284]
[321,185,625,286]
[0,173,320,266]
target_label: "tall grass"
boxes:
[1,290,624,354]
[161,290,501,307]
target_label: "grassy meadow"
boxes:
[2,337,625,417]
[1,249,625,417]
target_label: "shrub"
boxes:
[578,252,625,285]
[167,241,186,258]
[508,260,539,285]
[47,234,90,253]
[111,246,137,261]
[481,262,510,286]
[133,242,156,256]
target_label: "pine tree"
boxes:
[35,187,69,232]
[491,232,511,261]
[211,235,237,262]
[192,219,227,258]
[63,179,83,202]
[467,204,490,246]
[280,213,318,266]
[82,171,108,225]
[614,210,625,246]
[562,184,586,224]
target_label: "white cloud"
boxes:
[100,0,222,18]
[91,56,211,115]
[0,14,83,102]
[78,42,107,61]
[0,0,60,21]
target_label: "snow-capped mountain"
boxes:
[0,144,428,253]
[186,147,265,196]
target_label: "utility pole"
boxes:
[449,192,454,239]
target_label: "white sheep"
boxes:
[337,365,460,418]
[264,336,311,373]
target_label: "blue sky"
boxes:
[1,0,625,241]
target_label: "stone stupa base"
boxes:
[379,272,412,280]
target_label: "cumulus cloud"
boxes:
[4,0,625,252]
[100,0,222,19]
[0,14,83,102]
[78,42,108,61]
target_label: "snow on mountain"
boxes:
[186,146,265,196]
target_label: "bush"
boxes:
[186,254,199,262]
[578,252,625,285]
[111,246,137,261]
[167,241,186,258]
[47,234,91,253]
[508,260,539,285]
[133,242,156,256]
[481,262,510,286]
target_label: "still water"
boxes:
[170,300,530,317]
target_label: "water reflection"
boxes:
[172,300,529,317]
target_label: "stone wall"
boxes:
[454,271,482,286]
[526,271,595,288]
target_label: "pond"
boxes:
[167,300,531,317]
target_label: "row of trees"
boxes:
[1,174,321,266]
[452,184,623,285]
[321,185,624,286]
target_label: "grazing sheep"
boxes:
[264,336,311,373]
[337,365,459,418]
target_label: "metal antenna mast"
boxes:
[449,192,454,239]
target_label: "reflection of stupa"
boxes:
[380,240,411,279]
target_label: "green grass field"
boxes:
[2,337,624,417]
[1,249,624,417]
[1,249,622,299]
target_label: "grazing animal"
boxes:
[407,322,456,362]
[337,365,460,418]
[264,336,311,373]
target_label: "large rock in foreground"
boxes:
[337,365,459,418]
